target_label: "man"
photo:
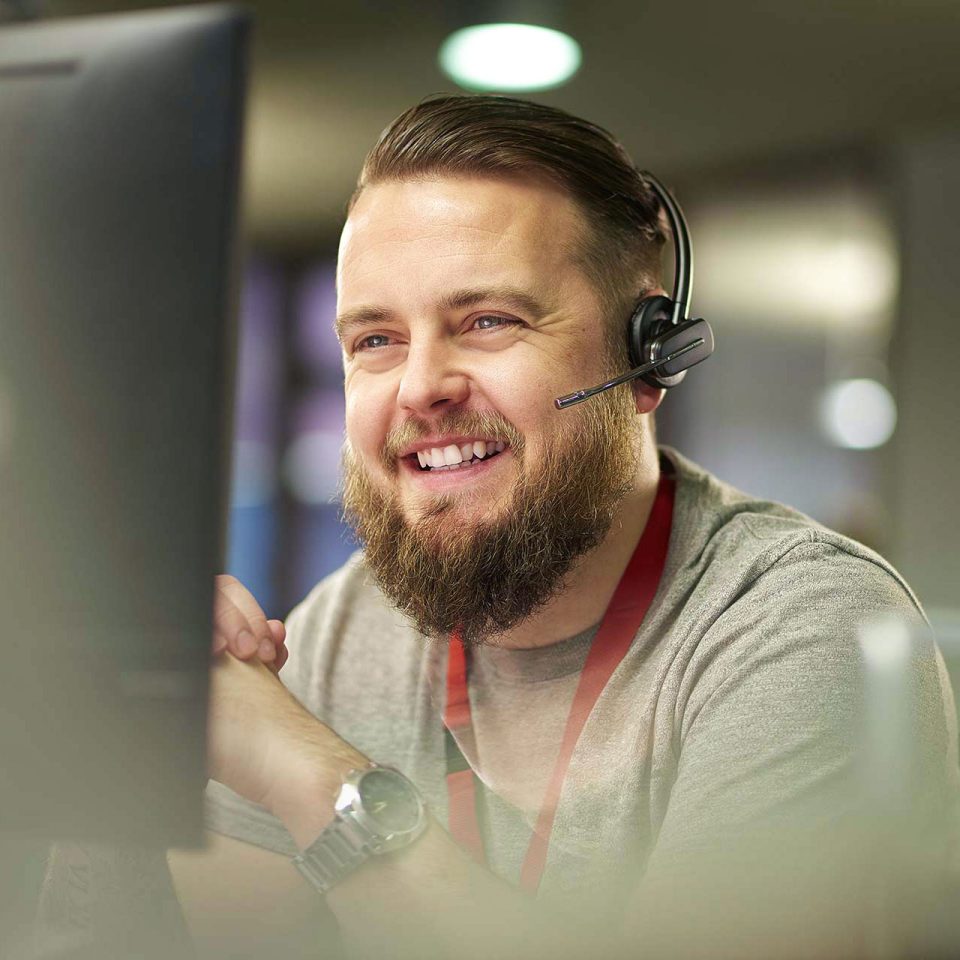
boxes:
[38,95,957,959]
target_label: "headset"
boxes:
[554,171,715,410]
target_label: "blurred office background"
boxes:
[21,0,960,633]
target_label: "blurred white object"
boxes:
[283,428,343,504]
[820,378,897,449]
[693,188,897,331]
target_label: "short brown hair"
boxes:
[349,94,666,364]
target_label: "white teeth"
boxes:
[415,439,508,470]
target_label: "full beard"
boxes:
[340,389,641,647]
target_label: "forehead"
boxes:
[336,176,589,305]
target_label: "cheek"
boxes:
[493,379,560,440]
[474,352,559,419]
[344,382,391,462]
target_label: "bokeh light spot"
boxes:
[820,378,897,450]
[439,23,582,92]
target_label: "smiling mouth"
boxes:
[408,440,508,472]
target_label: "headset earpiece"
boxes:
[628,295,685,388]
[628,295,672,368]
[628,294,714,390]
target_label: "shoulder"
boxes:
[651,461,955,824]
[659,448,941,734]
[662,445,924,624]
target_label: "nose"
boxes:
[396,337,470,416]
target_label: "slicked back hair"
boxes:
[348,94,667,368]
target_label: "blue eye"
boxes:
[474,315,516,330]
[356,333,392,351]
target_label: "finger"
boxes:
[211,589,259,659]
[257,636,276,661]
[215,574,273,651]
[266,619,288,673]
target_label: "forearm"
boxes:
[212,658,615,958]
[275,769,603,960]
[330,820,536,960]
[35,841,195,960]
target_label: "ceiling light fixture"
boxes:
[439,22,581,92]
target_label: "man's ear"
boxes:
[633,380,665,415]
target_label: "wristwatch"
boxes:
[292,764,427,895]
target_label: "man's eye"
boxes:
[355,333,392,351]
[473,315,517,331]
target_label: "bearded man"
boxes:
[37,96,957,960]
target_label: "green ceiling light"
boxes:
[439,23,582,92]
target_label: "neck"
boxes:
[492,448,662,651]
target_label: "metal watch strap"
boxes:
[292,813,375,894]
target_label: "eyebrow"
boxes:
[334,285,552,343]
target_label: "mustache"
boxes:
[379,410,525,467]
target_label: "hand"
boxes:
[212,574,288,673]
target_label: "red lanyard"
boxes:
[443,469,676,894]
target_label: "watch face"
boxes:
[357,768,421,834]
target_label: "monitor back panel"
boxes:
[0,5,248,846]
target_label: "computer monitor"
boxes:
[0,4,249,848]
